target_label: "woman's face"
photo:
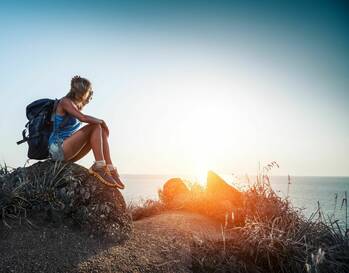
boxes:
[82,88,93,104]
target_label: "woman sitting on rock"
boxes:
[48,75,125,189]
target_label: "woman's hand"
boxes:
[100,119,110,137]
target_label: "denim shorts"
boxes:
[48,137,65,161]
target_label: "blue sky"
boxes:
[0,0,348,176]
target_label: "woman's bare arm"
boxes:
[61,97,110,136]
[61,98,102,124]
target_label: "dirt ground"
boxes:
[0,211,223,273]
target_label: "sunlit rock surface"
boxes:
[159,171,244,226]
[161,177,190,208]
[205,170,244,225]
[206,170,243,207]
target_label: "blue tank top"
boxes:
[48,114,81,146]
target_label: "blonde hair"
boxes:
[65,75,93,110]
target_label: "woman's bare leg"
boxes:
[64,125,114,166]
[67,142,92,163]
[71,127,112,163]
[62,124,104,162]
[62,124,124,187]
[89,124,104,161]
[101,128,113,166]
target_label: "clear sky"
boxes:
[0,0,348,176]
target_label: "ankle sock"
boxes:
[94,160,106,168]
[107,164,119,175]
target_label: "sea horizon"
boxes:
[121,173,348,228]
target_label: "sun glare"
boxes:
[193,157,210,186]
[181,100,229,186]
[158,69,268,179]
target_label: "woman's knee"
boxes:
[89,123,102,133]
[85,124,107,139]
[101,126,108,138]
[81,123,100,135]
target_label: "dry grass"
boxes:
[190,167,349,273]
[127,199,166,221]
[127,163,349,273]
[0,161,73,228]
[2,161,348,273]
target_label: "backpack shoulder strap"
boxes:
[51,99,59,122]
[54,98,71,129]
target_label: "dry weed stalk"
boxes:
[190,162,349,273]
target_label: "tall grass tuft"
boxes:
[127,198,166,221]
[126,162,349,272]
[0,160,72,228]
[190,165,349,273]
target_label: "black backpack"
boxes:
[17,98,68,160]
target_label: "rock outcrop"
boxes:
[206,170,243,207]
[159,171,244,226]
[0,160,132,242]
[205,170,245,225]
[160,177,190,208]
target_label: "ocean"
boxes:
[121,174,349,229]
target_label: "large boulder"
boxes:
[158,172,244,226]
[206,170,243,207]
[0,160,132,242]
[205,170,244,226]
[159,178,190,208]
